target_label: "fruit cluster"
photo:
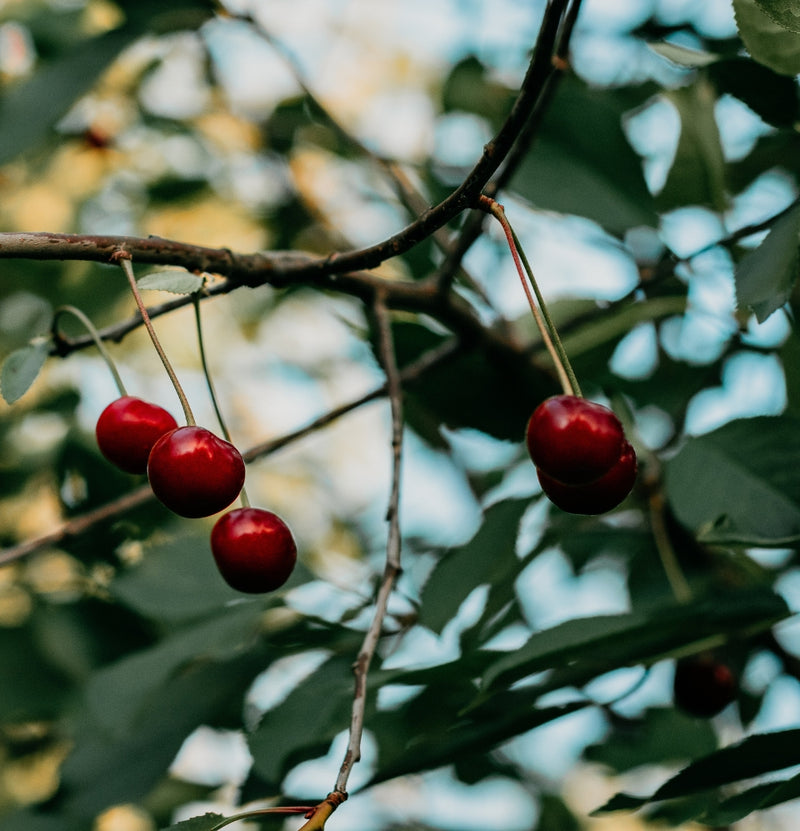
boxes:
[526,395,637,515]
[96,396,296,594]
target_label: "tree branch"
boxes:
[334,292,404,796]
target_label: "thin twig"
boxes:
[334,293,404,796]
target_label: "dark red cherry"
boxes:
[537,440,637,514]
[95,396,178,474]
[147,426,245,518]
[526,395,626,485]
[674,654,737,718]
[211,507,297,593]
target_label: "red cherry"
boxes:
[526,395,625,485]
[95,396,178,474]
[147,426,245,518]
[211,507,297,593]
[673,654,737,718]
[537,440,637,514]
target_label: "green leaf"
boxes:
[595,729,800,815]
[659,80,727,212]
[480,588,787,692]
[734,0,800,75]
[665,416,800,540]
[0,338,50,403]
[160,814,226,831]
[754,0,800,33]
[419,498,529,634]
[650,42,719,68]
[584,707,718,774]
[703,770,800,825]
[512,77,657,233]
[138,270,205,295]
[248,655,357,787]
[735,200,800,322]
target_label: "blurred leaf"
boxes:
[248,655,357,787]
[584,707,717,773]
[709,57,800,127]
[0,338,50,403]
[702,770,800,825]
[754,0,800,32]
[665,415,800,539]
[441,56,512,124]
[596,728,800,814]
[659,80,727,212]
[480,588,787,691]
[138,270,205,295]
[0,623,72,721]
[734,0,800,75]
[419,498,528,634]
[650,42,719,68]
[536,794,581,831]
[512,77,657,233]
[734,200,800,322]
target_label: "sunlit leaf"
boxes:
[753,0,800,33]
[734,0,800,75]
[0,338,50,403]
[734,200,800,322]
[137,270,205,295]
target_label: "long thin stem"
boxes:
[52,305,127,397]
[117,254,196,425]
[649,490,692,605]
[479,196,578,396]
[334,293,404,796]
[192,291,250,507]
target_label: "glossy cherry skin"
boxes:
[537,440,637,515]
[95,396,178,474]
[147,426,245,518]
[673,654,737,718]
[211,508,297,593]
[526,395,626,485]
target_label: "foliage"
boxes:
[0,1,799,830]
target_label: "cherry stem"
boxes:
[649,489,692,605]
[52,305,127,397]
[117,254,196,426]
[192,291,251,508]
[478,195,580,397]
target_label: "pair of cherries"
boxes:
[95,395,296,593]
[526,395,637,515]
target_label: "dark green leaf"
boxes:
[734,0,800,75]
[248,655,357,787]
[665,416,800,540]
[419,498,528,634]
[1,338,50,403]
[596,728,800,814]
[735,200,800,322]
[159,814,225,831]
[480,588,787,691]
[659,80,727,212]
[703,770,800,825]
[512,77,657,233]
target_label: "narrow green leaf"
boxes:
[0,338,50,404]
[734,0,800,75]
[419,498,529,634]
[665,416,800,540]
[754,0,800,33]
[596,729,800,815]
[481,588,787,691]
[512,77,657,232]
[703,770,800,825]
[650,42,719,67]
[659,80,727,212]
[735,200,800,322]
[138,270,205,295]
[159,814,225,831]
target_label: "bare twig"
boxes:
[334,293,404,796]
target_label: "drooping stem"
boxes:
[334,293,404,796]
[210,806,316,831]
[479,195,579,397]
[52,305,127,397]
[649,490,692,605]
[117,254,196,425]
[192,291,250,507]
